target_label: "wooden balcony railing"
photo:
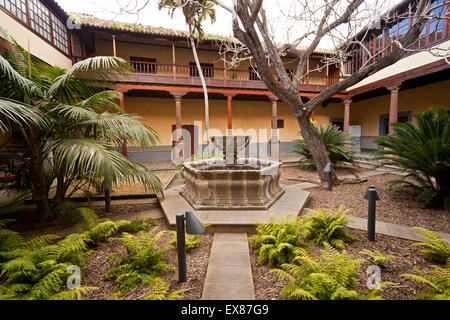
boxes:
[127,61,341,91]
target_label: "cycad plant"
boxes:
[0,34,163,220]
[374,108,450,210]
[300,206,358,249]
[293,124,355,170]
[249,215,308,267]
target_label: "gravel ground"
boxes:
[306,173,449,233]
[250,228,435,300]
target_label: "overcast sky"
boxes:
[55,0,400,48]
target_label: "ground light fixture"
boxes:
[176,211,206,282]
[324,162,333,191]
[363,186,381,241]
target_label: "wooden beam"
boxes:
[116,84,346,99]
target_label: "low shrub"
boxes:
[410,227,449,264]
[300,206,358,249]
[271,245,387,300]
[249,215,308,267]
[402,265,450,300]
[359,249,397,268]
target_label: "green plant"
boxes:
[300,206,358,249]
[0,34,163,220]
[271,245,386,300]
[374,108,450,210]
[359,249,397,268]
[410,227,449,264]
[249,215,308,267]
[0,209,140,300]
[141,277,184,300]
[401,265,450,300]
[104,228,176,296]
[293,124,355,170]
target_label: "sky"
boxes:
[55,0,400,49]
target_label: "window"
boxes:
[428,0,445,44]
[277,119,285,129]
[190,62,214,78]
[0,0,70,55]
[51,12,68,54]
[0,0,28,23]
[248,67,259,80]
[29,0,51,41]
[130,57,157,74]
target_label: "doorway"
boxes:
[379,111,412,136]
[172,124,198,158]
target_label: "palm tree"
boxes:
[158,0,216,149]
[0,35,163,220]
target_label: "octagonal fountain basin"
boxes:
[181,158,285,210]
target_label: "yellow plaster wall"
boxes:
[0,10,72,69]
[322,79,450,136]
[123,97,300,146]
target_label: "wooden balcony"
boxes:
[123,61,341,92]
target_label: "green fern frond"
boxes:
[49,286,98,300]
[410,227,449,264]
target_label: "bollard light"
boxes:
[324,162,333,191]
[176,211,205,283]
[363,186,380,241]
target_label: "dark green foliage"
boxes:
[374,108,450,210]
[249,215,308,267]
[402,265,450,300]
[0,208,133,300]
[293,124,355,170]
[300,206,359,248]
[410,227,449,264]
[104,228,176,296]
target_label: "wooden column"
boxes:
[170,91,187,158]
[343,99,352,133]
[269,96,280,162]
[387,85,401,135]
[224,94,235,135]
[115,86,128,157]
[112,35,117,57]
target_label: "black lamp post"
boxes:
[363,186,380,241]
[324,162,333,191]
[176,211,205,283]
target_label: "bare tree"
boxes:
[213,0,447,182]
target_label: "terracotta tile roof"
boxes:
[70,12,337,55]
[70,13,234,42]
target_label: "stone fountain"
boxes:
[180,136,285,210]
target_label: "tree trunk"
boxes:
[28,128,52,220]
[297,116,338,184]
[189,36,211,151]
[54,168,66,208]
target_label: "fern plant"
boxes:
[249,215,308,267]
[359,249,397,268]
[271,245,374,300]
[104,227,176,296]
[300,206,358,249]
[141,277,184,300]
[401,265,450,300]
[410,227,449,264]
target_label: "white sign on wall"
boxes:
[348,125,362,153]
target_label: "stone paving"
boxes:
[202,233,255,300]
[159,184,311,234]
